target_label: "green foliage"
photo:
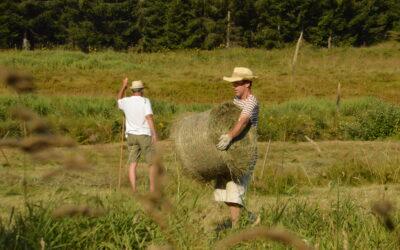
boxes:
[258,97,400,141]
[0,201,161,249]
[137,0,169,52]
[0,196,398,249]
[0,95,398,143]
[340,97,400,140]
[1,0,399,51]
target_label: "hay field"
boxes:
[1,140,400,249]
[0,43,400,249]
[0,42,399,104]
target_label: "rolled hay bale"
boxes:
[172,102,257,182]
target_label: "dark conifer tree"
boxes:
[0,0,399,50]
[0,0,24,48]
[137,0,170,52]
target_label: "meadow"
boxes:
[0,43,400,249]
[0,95,398,143]
[0,141,400,249]
[0,42,399,104]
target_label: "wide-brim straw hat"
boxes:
[130,80,144,90]
[223,67,257,82]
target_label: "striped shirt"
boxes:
[233,95,259,127]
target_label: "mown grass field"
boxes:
[1,141,400,249]
[0,42,399,104]
[0,43,400,249]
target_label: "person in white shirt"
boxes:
[117,77,158,193]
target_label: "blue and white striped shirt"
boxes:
[233,95,259,127]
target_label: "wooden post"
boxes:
[291,31,303,83]
[336,82,341,113]
[328,34,332,49]
[259,139,271,180]
[22,31,31,51]
[0,132,10,167]
[226,11,231,48]
[118,115,125,189]
[334,82,341,133]
[118,90,127,190]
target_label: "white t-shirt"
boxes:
[117,96,153,136]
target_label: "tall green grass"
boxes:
[0,200,162,249]
[0,95,398,143]
[0,196,398,249]
[258,97,400,141]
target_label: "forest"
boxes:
[1,0,399,52]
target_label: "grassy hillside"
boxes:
[0,42,399,104]
[1,141,400,249]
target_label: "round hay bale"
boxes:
[172,102,257,182]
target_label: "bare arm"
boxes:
[117,77,128,100]
[145,114,158,143]
[227,115,250,139]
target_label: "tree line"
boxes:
[1,0,399,52]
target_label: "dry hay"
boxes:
[0,135,76,153]
[172,102,257,182]
[372,200,396,231]
[10,106,51,134]
[214,226,313,250]
[41,154,92,179]
[52,205,105,218]
[0,67,35,93]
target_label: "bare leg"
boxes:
[149,164,157,193]
[128,162,138,193]
[226,202,241,226]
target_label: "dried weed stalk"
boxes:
[11,107,51,134]
[42,155,92,179]
[147,244,173,250]
[3,70,35,93]
[342,230,349,250]
[372,200,395,231]
[304,135,322,155]
[3,107,76,154]
[0,136,76,153]
[291,31,303,82]
[136,151,176,248]
[214,226,313,250]
[0,131,11,166]
[39,238,45,250]
[52,205,105,218]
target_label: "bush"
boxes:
[339,97,400,140]
[258,98,336,141]
[258,97,400,141]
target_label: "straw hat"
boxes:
[130,80,144,90]
[223,67,257,82]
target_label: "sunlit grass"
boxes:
[1,42,399,104]
[1,141,399,249]
[0,95,398,143]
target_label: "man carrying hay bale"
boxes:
[117,77,158,193]
[215,67,259,228]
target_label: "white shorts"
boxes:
[214,136,258,206]
[214,174,251,206]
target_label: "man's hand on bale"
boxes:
[216,134,232,150]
